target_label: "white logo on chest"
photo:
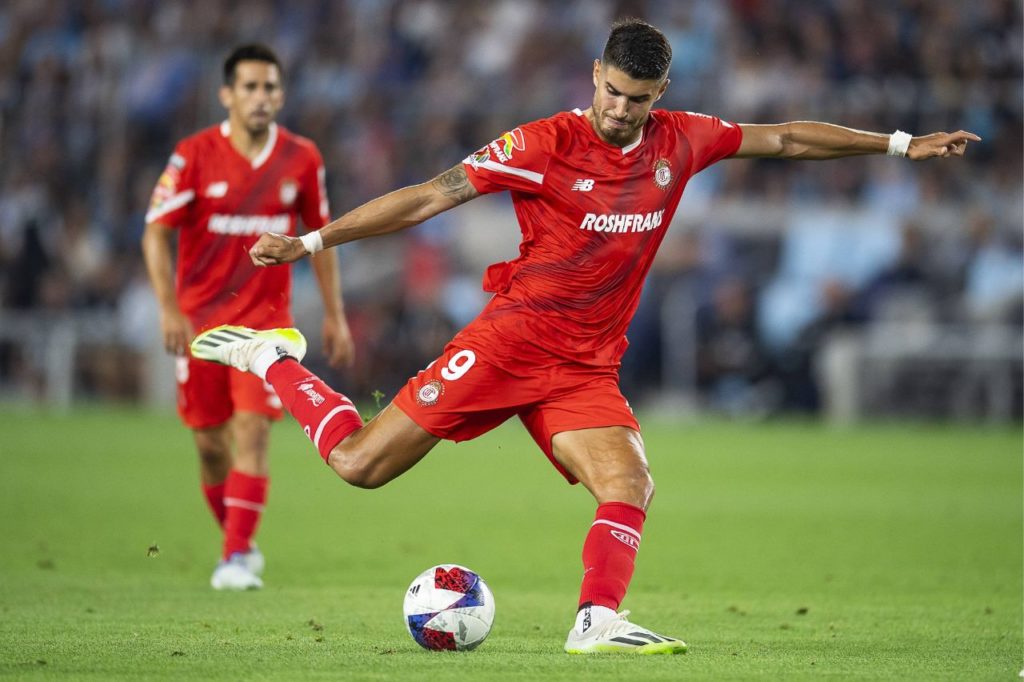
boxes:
[578,210,664,233]
[571,178,595,192]
[204,181,228,198]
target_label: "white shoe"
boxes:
[210,553,264,591]
[190,325,307,373]
[564,610,687,655]
[239,546,265,577]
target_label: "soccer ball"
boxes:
[402,564,495,651]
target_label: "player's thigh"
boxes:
[345,345,530,487]
[392,345,528,444]
[519,367,651,506]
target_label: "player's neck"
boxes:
[227,121,273,161]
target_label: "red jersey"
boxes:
[146,121,329,331]
[456,108,742,370]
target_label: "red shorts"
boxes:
[176,354,283,429]
[393,345,639,484]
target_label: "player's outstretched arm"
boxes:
[733,122,981,161]
[249,164,480,267]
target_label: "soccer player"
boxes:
[190,21,978,647]
[142,44,354,591]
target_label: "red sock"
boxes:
[201,481,227,528]
[222,470,268,559]
[266,359,363,462]
[578,502,646,610]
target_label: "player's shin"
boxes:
[222,470,268,558]
[265,359,363,462]
[201,481,227,527]
[576,502,646,630]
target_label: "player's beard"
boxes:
[593,107,643,147]
[245,109,273,136]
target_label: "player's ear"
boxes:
[592,59,602,88]
[218,85,232,110]
[655,78,670,102]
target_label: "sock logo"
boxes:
[581,606,592,633]
[610,529,640,551]
[298,382,325,407]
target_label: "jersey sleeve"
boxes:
[675,111,744,174]
[298,145,330,231]
[145,140,197,227]
[462,119,555,195]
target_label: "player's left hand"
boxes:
[322,314,355,369]
[249,232,307,266]
[907,130,981,160]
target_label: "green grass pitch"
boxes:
[0,408,1020,680]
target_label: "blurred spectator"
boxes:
[695,277,773,415]
[0,0,1020,412]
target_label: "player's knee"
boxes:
[628,465,655,500]
[329,442,390,489]
[195,441,229,469]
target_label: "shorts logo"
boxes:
[279,179,298,206]
[610,530,640,551]
[653,159,672,189]
[297,382,325,407]
[416,380,444,406]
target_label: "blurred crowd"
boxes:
[0,0,1021,414]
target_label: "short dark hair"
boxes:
[601,18,672,81]
[223,44,283,86]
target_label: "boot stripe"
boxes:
[221,329,254,340]
[629,632,668,643]
[610,636,651,647]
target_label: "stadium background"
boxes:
[0,0,1021,420]
[0,2,1021,679]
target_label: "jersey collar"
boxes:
[220,120,279,169]
[573,108,645,156]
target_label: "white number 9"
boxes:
[441,350,476,381]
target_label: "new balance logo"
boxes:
[572,178,595,192]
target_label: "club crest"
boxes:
[653,159,672,189]
[416,380,444,406]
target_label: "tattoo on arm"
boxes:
[431,165,478,204]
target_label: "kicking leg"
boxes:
[191,325,439,490]
[552,426,686,655]
[264,358,439,488]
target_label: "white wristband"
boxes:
[887,130,912,157]
[299,230,324,254]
